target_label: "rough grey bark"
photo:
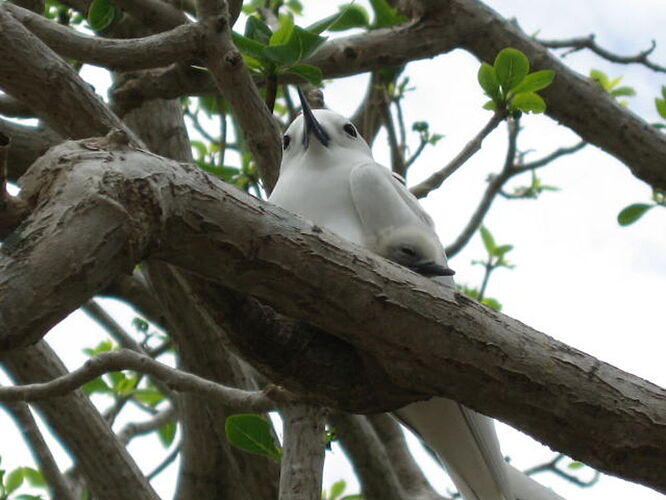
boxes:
[2,139,664,492]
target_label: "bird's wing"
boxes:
[349,161,434,236]
[395,398,512,500]
[506,464,566,500]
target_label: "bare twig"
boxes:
[0,349,283,412]
[2,401,77,500]
[82,300,144,351]
[118,405,177,444]
[525,453,601,488]
[382,97,407,177]
[146,442,181,481]
[410,110,506,198]
[445,121,585,258]
[538,35,666,73]
[278,404,327,500]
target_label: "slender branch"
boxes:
[410,110,506,198]
[0,349,283,412]
[1,401,77,500]
[278,404,327,500]
[405,136,428,169]
[538,35,666,73]
[146,443,181,481]
[382,96,407,177]
[117,405,177,444]
[525,454,601,488]
[514,141,587,173]
[82,300,143,351]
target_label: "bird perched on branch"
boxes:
[268,87,563,500]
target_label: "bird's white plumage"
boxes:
[269,103,563,500]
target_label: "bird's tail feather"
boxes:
[395,397,563,500]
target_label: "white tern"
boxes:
[268,88,564,500]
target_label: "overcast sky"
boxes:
[1,1,665,499]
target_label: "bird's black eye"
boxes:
[343,123,358,138]
[283,134,291,150]
[399,246,417,257]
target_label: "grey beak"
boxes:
[297,87,330,148]
[412,262,456,277]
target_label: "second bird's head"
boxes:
[280,88,373,165]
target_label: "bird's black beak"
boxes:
[297,87,330,148]
[412,262,456,278]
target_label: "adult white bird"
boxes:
[268,88,563,500]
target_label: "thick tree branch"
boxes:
[0,8,142,143]
[1,139,664,492]
[2,401,77,500]
[195,0,281,190]
[330,412,405,500]
[4,3,203,71]
[279,404,327,500]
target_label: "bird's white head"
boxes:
[279,88,373,170]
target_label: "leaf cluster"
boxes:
[0,458,45,500]
[589,69,636,106]
[478,48,555,114]
[617,189,665,226]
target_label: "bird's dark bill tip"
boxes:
[412,262,456,277]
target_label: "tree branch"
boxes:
[0,7,142,143]
[538,35,666,73]
[117,405,177,444]
[410,110,506,198]
[279,404,327,500]
[2,139,665,493]
[2,401,77,500]
[0,349,281,412]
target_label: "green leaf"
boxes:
[269,14,294,46]
[568,461,585,470]
[510,70,554,95]
[308,4,369,34]
[284,63,322,85]
[493,244,514,257]
[83,339,114,357]
[231,32,268,62]
[661,85,666,101]
[5,467,24,494]
[82,376,112,395]
[655,98,666,120]
[244,16,272,45]
[481,297,502,311]
[225,414,281,462]
[617,203,653,226]
[494,48,530,91]
[264,27,327,66]
[482,100,497,110]
[21,467,44,487]
[369,0,407,28]
[132,317,149,333]
[590,69,609,89]
[480,226,496,254]
[341,495,364,499]
[477,63,501,101]
[87,0,116,31]
[511,92,546,113]
[158,421,177,447]
[329,479,346,499]
[133,388,166,407]
[609,86,636,98]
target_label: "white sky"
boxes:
[1,1,665,499]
